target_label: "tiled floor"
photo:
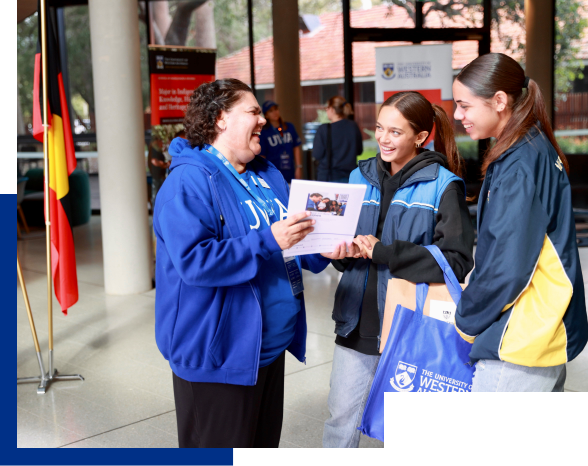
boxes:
[17,217,588,448]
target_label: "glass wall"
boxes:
[350,0,415,28]
[16,1,256,136]
[423,0,484,29]
[63,5,96,135]
[17,13,38,138]
[145,0,251,133]
[17,1,587,153]
[554,0,588,154]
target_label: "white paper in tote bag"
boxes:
[283,180,366,256]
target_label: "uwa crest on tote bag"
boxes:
[358,245,475,442]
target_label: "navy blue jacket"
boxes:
[456,126,588,366]
[312,119,363,181]
[153,138,330,385]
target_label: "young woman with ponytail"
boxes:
[452,53,587,392]
[322,91,475,447]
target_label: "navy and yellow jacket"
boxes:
[456,126,588,366]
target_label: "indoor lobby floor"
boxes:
[17,216,588,448]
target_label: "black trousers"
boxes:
[172,352,285,448]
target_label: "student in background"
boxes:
[312,96,364,183]
[148,137,170,210]
[452,53,587,391]
[322,91,474,448]
[149,129,186,211]
[259,101,303,183]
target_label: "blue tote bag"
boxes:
[358,245,475,442]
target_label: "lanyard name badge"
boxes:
[283,255,304,296]
[204,144,276,220]
[204,145,303,295]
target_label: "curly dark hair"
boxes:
[183,78,253,148]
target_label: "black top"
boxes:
[312,119,364,181]
[334,151,475,355]
[148,145,167,180]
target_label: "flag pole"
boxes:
[39,0,54,376]
[17,255,49,394]
[39,0,84,390]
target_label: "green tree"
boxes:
[64,5,151,126]
[554,0,587,93]
[386,0,586,93]
[17,14,38,129]
[211,0,251,57]
[63,6,95,128]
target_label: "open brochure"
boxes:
[283,180,367,256]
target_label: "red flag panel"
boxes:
[34,0,79,313]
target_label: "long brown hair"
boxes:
[456,53,568,176]
[380,91,464,179]
[327,95,354,118]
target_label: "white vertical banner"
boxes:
[375,44,454,103]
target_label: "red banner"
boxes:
[151,74,215,125]
[149,46,216,126]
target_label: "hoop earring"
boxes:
[416,142,421,148]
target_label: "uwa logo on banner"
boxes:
[382,63,395,80]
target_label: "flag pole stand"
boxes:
[17,255,49,395]
[37,0,83,394]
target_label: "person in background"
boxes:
[149,129,185,210]
[312,96,364,183]
[148,136,170,210]
[452,53,587,391]
[259,101,303,183]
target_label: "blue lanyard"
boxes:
[204,144,277,219]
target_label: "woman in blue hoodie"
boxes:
[153,79,337,448]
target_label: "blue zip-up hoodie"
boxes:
[455,126,588,366]
[153,138,330,385]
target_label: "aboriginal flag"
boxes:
[32,3,78,314]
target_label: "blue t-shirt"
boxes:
[202,149,301,367]
[259,122,302,183]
